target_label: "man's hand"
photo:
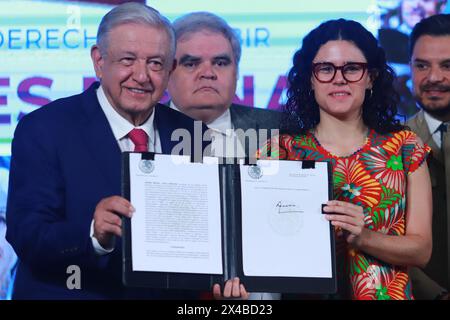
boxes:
[93,196,134,248]
[213,277,249,300]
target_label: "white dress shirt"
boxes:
[90,86,162,255]
[170,102,245,158]
[424,111,446,148]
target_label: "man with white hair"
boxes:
[6,3,206,299]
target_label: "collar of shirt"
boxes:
[423,111,444,147]
[97,85,156,149]
[169,101,234,136]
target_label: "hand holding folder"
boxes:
[122,153,337,294]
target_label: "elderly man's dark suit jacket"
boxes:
[407,110,450,299]
[226,103,281,157]
[6,82,207,299]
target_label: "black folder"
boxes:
[122,152,336,294]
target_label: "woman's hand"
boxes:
[323,200,366,247]
[213,277,249,300]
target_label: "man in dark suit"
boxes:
[6,3,205,299]
[167,12,281,162]
[378,0,448,117]
[167,12,280,300]
[407,14,450,300]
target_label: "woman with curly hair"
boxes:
[260,19,432,300]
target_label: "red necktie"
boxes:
[128,128,148,152]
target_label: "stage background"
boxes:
[0,0,449,299]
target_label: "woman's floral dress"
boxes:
[259,129,430,300]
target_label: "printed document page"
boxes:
[240,160,332,278]
[129,154,223,274]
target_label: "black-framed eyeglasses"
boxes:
[312,62,368,83]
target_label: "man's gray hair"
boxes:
[96,2,175,60]
[172,12,241,64]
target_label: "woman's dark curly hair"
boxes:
[283,18,404,135]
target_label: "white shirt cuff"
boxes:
[90,220,115,255]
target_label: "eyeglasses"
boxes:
[312,62,368,83]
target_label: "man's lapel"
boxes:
[79,83,122,191]
[412,110,443,163]
[230,104,256,132]
[230,105,258,157]
[154,104,180,154]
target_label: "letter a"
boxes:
[66,265,81,290]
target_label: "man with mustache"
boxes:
[167,12,280,161]
[407,13,450,300]
[378,1,447,117]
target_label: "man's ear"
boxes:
[91,45,104,80]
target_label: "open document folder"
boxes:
[122,153,336,294]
